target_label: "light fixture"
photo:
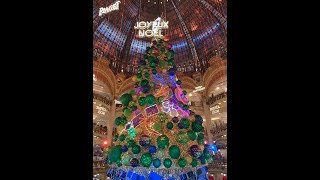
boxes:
[160,1,162,4]
[211,117,219,120]
[223,100,226,103]
[218,103,221,104]
[189,93,193,97]
[216,87,220,90]
[154,1,156,4]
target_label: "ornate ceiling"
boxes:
[93,0,227,76]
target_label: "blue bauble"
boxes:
[149,145,157,154]
[178,122,184,129]
[199,154,205,161]
[176,80,182,85]
[139,60,146,66]
[122,145,128,152]
[130,158,139,167]
[168,68,176,76]
[194,115,203,123]
[153,158,161,168]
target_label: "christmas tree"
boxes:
[105,38,213,180]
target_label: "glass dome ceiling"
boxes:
[93,0,227,76]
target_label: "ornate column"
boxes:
[203,98,213,144]
[107,99,116,146]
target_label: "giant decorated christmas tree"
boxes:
[105,38,214,180]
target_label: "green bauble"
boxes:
[120,93,133,106]
[153,122,162,132]
[192,121,204,132]
[157,96,164,103]
[157,112,168,122]
[159,60,168,68]
[140,79,149,87]
[108,145,122,163]
[204,151,211,159]
[120,117,127,125]
[166,122,174,129]
[113,135,118,141]
[180,118,190,129]
[182,105,189,111]
[169,145,181,159]
[149,61,158,68]
[197,138,204,145]
[121,153,132,166]
[138,97,146,106]
[182,90,187,95]
[157,135,169,149]
[191,159,198,167]
[206,157,214,163]
[148,56,155,62]
[176,131,189,144]
[201,158,206,165]
[132,144,141,154]
[144,72,150,79]
[163,158,172,168]
[131,105,137,111]
[168,59,174,66]
[127,139,136,148]
[145,94,156,105]
[119,134,126,141]
[178,158,187,167]
[143,54,148,59]
[128,127,137,139]
[129,89,135,95]
[115,117,122,126]
[198,133,204,139]
[123,108,132,117]
[136,73,142,79]
[140,153,153,167]
[187,130,197,141]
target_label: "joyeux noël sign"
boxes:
[99,1,121,16]
[134,17,169,38]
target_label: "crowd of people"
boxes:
[210,123,227,135]
[93,123,108,135]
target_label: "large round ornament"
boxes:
[138,97,146,106]
[180,118,190,129]
[187,130,197,141]
[123,108,132,117]
[153,158,161,168]
[157,135,169,149]
[130,158,139,167]
[108,145,122,163]
[192,121,204,132]
[120,93,133,106]
[169,145,181,159]
[178,158,187,167]
[189,145,202,158]
[132,144,141,154]
[139,135,151,146]
[145,94,156,105]
[153,122,162,132]
[176,131,189,144]
[140,153,153,167]
[163,158,172,168]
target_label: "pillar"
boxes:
[203,98,213,143]
[107,99,116,146]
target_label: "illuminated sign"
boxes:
[96,105,106,115]
[134,17,169,38]
[210,104,220,114]
[99,1,121,16]
[193,86,205,93]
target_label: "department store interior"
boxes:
[93,0,227,179]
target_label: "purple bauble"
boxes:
[130,158,139,167]
[189,145,202,158]
[178,122,184,129]
[139,135,151,146]
[172,117,179,123]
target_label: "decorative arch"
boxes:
[118,76,136,96]
[177,75,198,90]
[93,59,117,97]
[203,57,227,97]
